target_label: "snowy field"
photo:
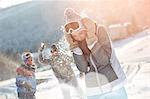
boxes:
[0,29,150,99]
[114,29,150,99]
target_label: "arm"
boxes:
[96,26,112,58]
[38,50,51,65]
[64,28,88,72]
[64,34,89,72]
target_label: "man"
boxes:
[63,8,128,99]
[38,43,84,99]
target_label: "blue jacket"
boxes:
[16,75,36,93]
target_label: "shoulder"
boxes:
[97,24,108,33]
[98,24,105,28]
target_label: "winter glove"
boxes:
[81,18,98,46]
[70,29,87,42]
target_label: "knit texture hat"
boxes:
[64,8,81,23]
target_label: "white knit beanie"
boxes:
[64,8,81,23]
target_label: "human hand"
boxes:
[39,42,45,52]
[71,29,87,41]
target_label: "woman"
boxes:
[63,8,128,99]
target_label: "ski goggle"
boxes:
[64,22,80,33]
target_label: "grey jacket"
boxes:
[73,25,126,95]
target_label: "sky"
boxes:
[0,0,33,8]
[0,0,94,8]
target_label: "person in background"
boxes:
[38,43,84,99]
[16,52,36,99]
[63,8,128,99]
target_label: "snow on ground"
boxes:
[114,29,150,63]
[0,29,150,99]
[113,29,150,99]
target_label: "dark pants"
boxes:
[18,92,36,99]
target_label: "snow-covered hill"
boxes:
[0,1,66,53]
